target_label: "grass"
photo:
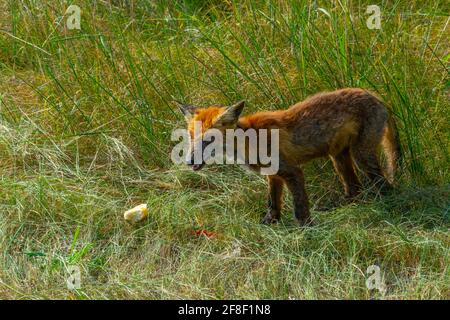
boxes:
[0,0,449,299]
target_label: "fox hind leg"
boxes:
[351,146,392,193]
[331,148,361,198]
[351,106,394,193]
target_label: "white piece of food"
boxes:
[124,204,149,223]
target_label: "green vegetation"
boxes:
[0,0,448,299]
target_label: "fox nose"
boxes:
[185,155,194,166]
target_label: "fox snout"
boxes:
[185,155,205,171]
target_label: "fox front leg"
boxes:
[280,167,312,226]
[261,176,284,224]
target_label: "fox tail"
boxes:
[381,115,402,183]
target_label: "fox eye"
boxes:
[202,138,214,150]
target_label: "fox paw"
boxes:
[261,211,279,225]
[297,216,314,227]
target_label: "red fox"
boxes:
[174,88,400,226]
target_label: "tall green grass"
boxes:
[1,0,448,181]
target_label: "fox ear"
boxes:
[216,100,245,125]
[173,100,196,120]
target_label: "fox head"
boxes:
[174,100,245,171]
